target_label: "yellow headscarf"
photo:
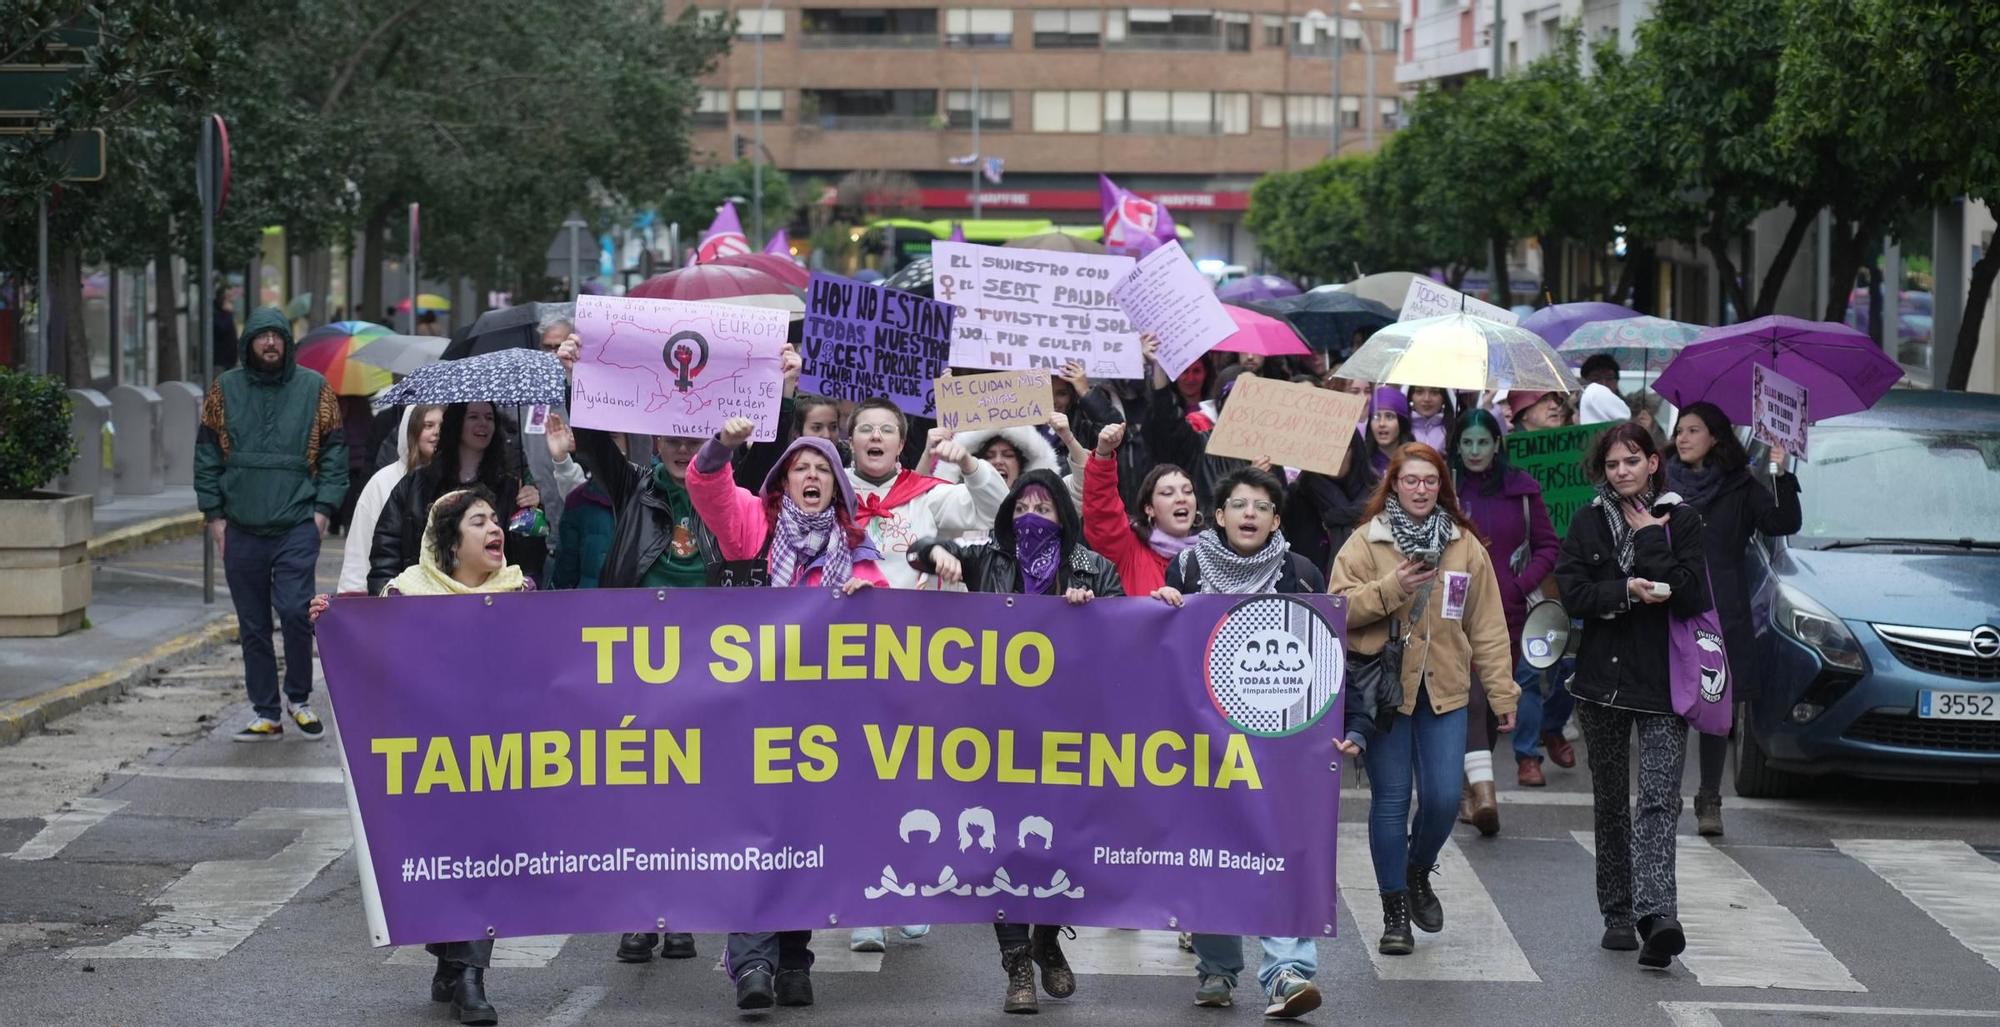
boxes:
[385,488,528,596]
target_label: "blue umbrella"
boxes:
[377,347,569,407]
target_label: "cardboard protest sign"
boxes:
[1206,377,1366,476]
[1399,277,1521,325]
[1110,241,1237,381]
[933,369,1054,433]
[801,272,955,416]
[1505,423,1609,535]
[569,295,787,441]
[933,241,1141,379]
[1751,364,1809,459]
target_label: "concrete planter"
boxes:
[0,491,93,637]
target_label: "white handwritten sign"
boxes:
[1109,241,1238,381]
[932,369,1053,432]
[1399,277,1521,325]
[569,294,788,441]
[1750,364,1809,459]
[932,241,1141,379]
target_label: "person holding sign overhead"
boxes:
[1665,401,1801,837]
[845,396,1009,591]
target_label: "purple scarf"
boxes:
[769,495,857,590]
[1014,513,1064,595]
[1148,526,1197,560]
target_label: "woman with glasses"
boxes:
[1150,466,1334,1018]
[1555,422,1709,969]
[1330,443,1516,957]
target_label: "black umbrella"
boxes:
[447,302,549,359]
[1243,291,1397,357]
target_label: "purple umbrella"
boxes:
[1521,301,1641,346]
[1217,275,1302,303]
[1653,315,1904,424]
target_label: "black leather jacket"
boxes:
[571,426,723,589]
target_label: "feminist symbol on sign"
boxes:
[663,330,710,393]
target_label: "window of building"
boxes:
[1032,8,1101,47]
[800,8,940,47]
[695,88,728,127]
[1258,93,1282,129]
[1379,96,1401,129]
[736,88,783,118]
[1285,94,1333,135]
[1340,95,1361,129]
[1031,90,1101,132]
[1260,14,1285,47]
[946,89,1013,128]
[1287,15,1370,57]
[801,89,939,129]
[946,8,1013,47]
[736,7,784,38]
[1104,89,1240,134]
[1105,9,1249,52]
[1218,91,1249,134]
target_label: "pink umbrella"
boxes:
[1213,306,1312,357]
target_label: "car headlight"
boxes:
[1774,583,1867,672]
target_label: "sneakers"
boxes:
[1544,731,1577,768]
[1194,974,1233,1007]
[1695,792,1725,837]
[232,717,283,742]
[287,704,325,739]
[1518,756,1547,787]
[1001,944,1038,1013]
[849,927,886,952]
[1406,864,1444,933]
[735,964,776,1010]
[898,924,932,941]
[1262,968,1321,1019]
[1379,891,1415,955]
[1177,931,1194,952]
[1029,925,1076,999]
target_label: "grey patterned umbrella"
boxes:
[377,347,569,406]
[884,257,935,298]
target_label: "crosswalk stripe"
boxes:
[1571,831,1862,991]
[1063,928,1197,976]
[123,764,345,784]
[387,935,572,967]
[1336,823,1540,981]
[1835,839,2000,974]
[62,808,351,960]
[6,798,126,861]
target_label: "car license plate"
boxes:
[1918,691,2000,720]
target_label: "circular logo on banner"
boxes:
[1203,596,1344,737]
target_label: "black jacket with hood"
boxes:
[909,469,1125,598]
[1669,459,1803,699]
[1555,496,1712,714]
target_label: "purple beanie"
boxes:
[1371,385,1411,420]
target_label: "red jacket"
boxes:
[1082,454,1168,595]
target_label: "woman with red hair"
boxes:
[1329,442,1516,958]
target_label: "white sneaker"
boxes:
[897,925,930,940]
[1263,969,1321,1019]
[849,927,885,952]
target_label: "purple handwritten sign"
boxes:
[569,294,788,441]
[317,587,1346,946]
[801,272,955,416]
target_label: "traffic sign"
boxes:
[0,126,104,181]
[196,114,230,217]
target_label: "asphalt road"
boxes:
[2,538,1998,1026]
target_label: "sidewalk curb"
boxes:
[89,510,205,559]
[0,615,239,749]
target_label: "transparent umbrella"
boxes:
[1335,313,1585,393]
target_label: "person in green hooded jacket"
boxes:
[195,307,349,743]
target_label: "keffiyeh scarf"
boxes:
[769,495,856,590]
[1594,481,1659,573]
[1387,499,1453,559]
[1190,528,1290,594]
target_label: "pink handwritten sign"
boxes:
[569,295,789,441]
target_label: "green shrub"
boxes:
[0,368,77,498]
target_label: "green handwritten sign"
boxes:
[1505,424,1608,536]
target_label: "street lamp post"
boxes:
[751,0,773,247]
[1329,10,1344,157]
[971,61,983,220]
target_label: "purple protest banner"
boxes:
[800,271,955,416]
[568,294,789,441]
[318,587,1346,946]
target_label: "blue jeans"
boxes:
[1189,934,1316,994]
[1361,686,1467,893]
[223,520,321,721]
[1511,657,1576,760]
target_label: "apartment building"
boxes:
[679,2,1403,267]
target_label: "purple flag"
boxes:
[948,222,966,243]
[1099,174,1178,258]
[318,587,1347,945]
[694,202,751,264]
[763,229,791,256]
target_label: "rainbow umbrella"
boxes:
[396,293,452,312]
[296,321,396,395]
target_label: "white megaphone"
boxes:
[1521,596,1575,670]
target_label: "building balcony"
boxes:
[803,114,938,131]
[799,32,940,49]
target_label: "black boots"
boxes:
[617,931,697,962]
[775,969,814,1007]
[430,956,460,1002]
[1601,924,1640,950]
[736,964,777,1010]
[1001,944,1038,1013]
[1379,891,1415,955]
[450,966,497,1026]
[1029,925,1076,999]
[1638,915,1687,969]
[1407,864,1444,933]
